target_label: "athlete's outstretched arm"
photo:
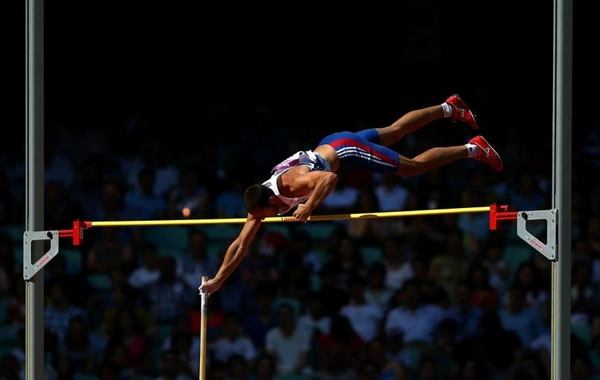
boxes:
[199,214,262,294]
[292,171,338,222]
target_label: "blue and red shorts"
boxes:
[318,129,399,173]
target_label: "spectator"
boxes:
[88,179,130,223]
[154,349,195,380]
[328,235,366,289]
[381,236,414,292]
[44,280,88,342]
[238,226,285,291]
[503,260,549,312]
[384,279,445,348]
[176,229,219,289]
[315,315,363,379]
[364,261,395,314]
[470,311,523,377]
[317,263,350,317]
[483,238,511,295]
[101,342,136,379]
[56,315,102,377]
[443,281,484,343]
[338,274,384,343]
[277,251,312,301]
[212,312,257,368]
[572,261,600,318]
[455,357,489,380]
[265,303,310,376]
[165,330,199,379]
[123,166,168,247]
[252,353,278,380]
[428,229,470,303]
[86,223,135,276]
[498,283,546,349]
[127,242,161,290]
[361,337,408,380]
[103,307,153,375]
[226,354,253,380]
[242,285,277,350]
[382,329,415,374]
[374,173,411,213]
[297,291,332,341]
[142,256,196,323]
[413,167,455,211]
[8,326,60,379]
[466,262,499,313]
[215,271,257,316]
[99,285,156,341]
[287,230,323,275]
[428,318,460,378]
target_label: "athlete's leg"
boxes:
[396,146,468,177]
[374,94,478,148]
[375,105,444,147]
[319,128,502,176]
[397,135,503,176]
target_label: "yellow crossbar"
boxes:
[87,206,491,227]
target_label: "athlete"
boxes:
[199,94,502,295]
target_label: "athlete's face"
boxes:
[249,204,278,220]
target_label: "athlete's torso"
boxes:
[262,150,332,215]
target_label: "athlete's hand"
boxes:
[198,277,222,296]
[293,203,312,223]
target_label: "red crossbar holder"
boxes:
[58,220,91,246]
[489,204,519,230]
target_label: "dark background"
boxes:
[8,0,595,157]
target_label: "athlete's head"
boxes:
[244,184,278,218]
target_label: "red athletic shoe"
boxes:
[469,135,503,171]
[446,94,478,130]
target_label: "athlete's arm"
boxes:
[292,171,338,222]
[199,213,262,294]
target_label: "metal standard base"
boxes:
[517,209,557,260]
[23,230,60,280]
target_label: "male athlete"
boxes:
[199,94,502,295]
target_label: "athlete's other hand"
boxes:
[293,203,312,223]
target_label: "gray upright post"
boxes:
[552,0,572,377]
[25,0,45,378]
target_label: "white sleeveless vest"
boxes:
[262,150,331,215]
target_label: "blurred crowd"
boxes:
[1,104,600,380]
